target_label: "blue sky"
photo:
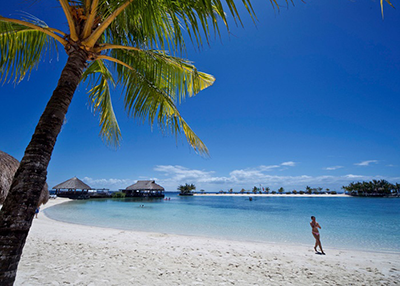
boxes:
[1,1,399,192]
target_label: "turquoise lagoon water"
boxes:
[44,194,400,253]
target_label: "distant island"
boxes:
[193,186,341,196]
[342,180,400,197]
[192,180,400,198]
[178,183,196,196]
[194,193,347,197]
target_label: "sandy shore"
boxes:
[194,193,348,197]
[15,198,399,285]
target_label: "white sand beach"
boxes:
[194,193,349,197]
[15,198,400,285]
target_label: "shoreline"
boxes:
[14,198,400,285]
[41,199,399,255]
[193,193,348,197]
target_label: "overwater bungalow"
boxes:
[121,180,165,198]
[88,188,111,198]
[53,177,92,199]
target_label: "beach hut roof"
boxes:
[0,150,49,205]
[125,180,164,191]
[53,177,91,190]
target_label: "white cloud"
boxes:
[151,165,399,192]
[258,162,296,172]
[354,160,378,166]
[281,161,296,167]
[344,174,365,179]
[81,163,399,193]
[83,177,134,190]
[259,165,280,171]
[323,166,343,171]
[154,165,214,180]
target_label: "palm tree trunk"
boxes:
[0,48,88,285]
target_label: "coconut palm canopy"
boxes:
[0,0,261,154]
[0,150,49,205]
[53,177,92,190]
[125,180,164,191]
[0,1,270,281]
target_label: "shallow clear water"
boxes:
[45,194,400,253]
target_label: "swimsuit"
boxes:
[311,222,319,236]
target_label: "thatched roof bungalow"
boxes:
[122,180,165,198]
[0,150,49,206]
[53,177,92,199]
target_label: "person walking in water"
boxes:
[310,216,325,254]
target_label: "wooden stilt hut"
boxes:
[53,177,92,200]
[0,150,49,206]
[122,180,165,198]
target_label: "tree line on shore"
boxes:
[188,180,400,197]
[197,186,338,195]
[342,180,400,197]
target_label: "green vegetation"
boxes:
[342,180,400,197]
[178,183,196,195]
[0,1,272,281]
[202,185,345,195]
[112,191,125,198]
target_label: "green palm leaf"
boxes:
[97,0,264,52]
[0,19,56,83]
[81,60,121,146]
[111,48,215,101]
[109,49,211,154]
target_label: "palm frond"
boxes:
[81,59,121,146]
[0,19,57,83]
[381,0,395,18]
[90,0,280,53]
[59,0,79,41]
[105,49,210,155]
[110,48,215,103]
[100,0,181,52]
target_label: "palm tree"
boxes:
[0,1,274,283]
[0,1,393,282]
[177,183,196,195]
[264,187,270,194]
[278,187,284,194]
